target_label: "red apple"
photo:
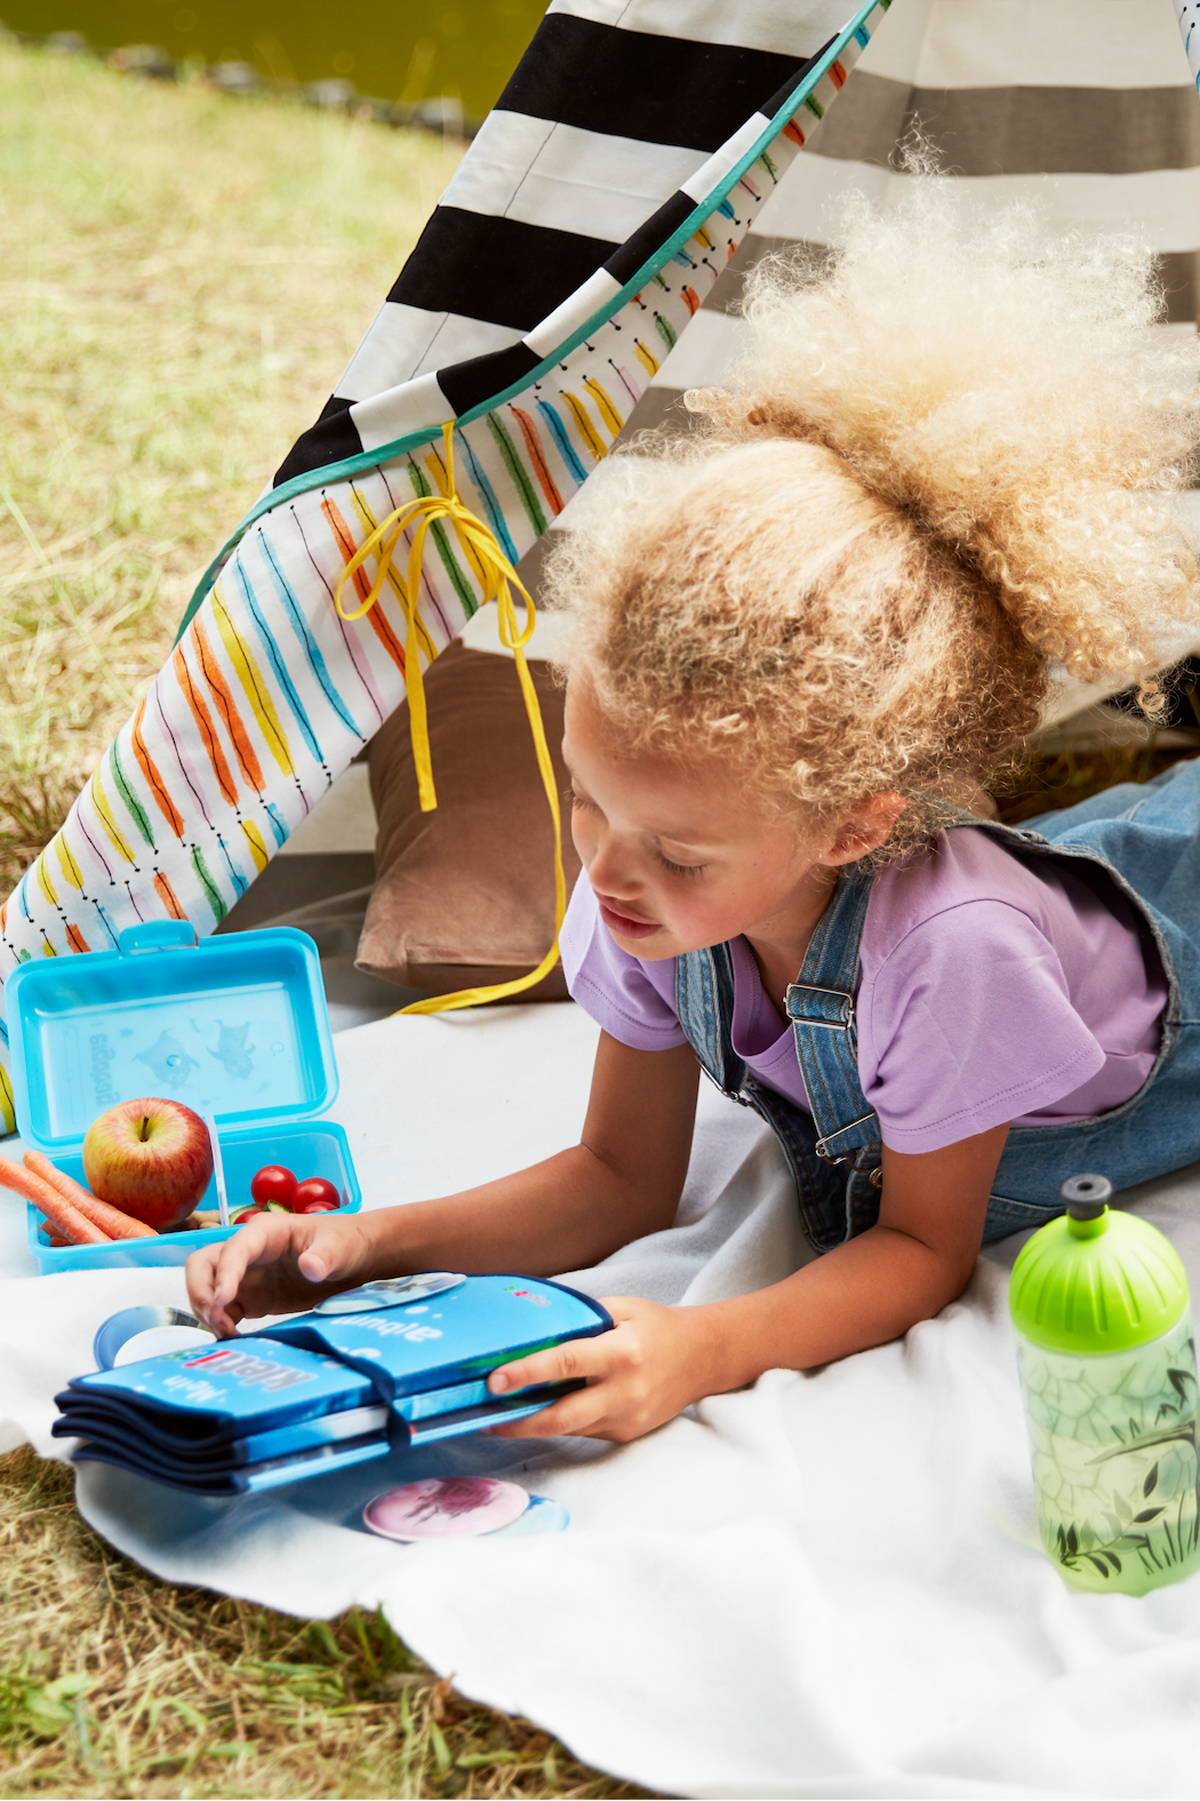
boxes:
[82,1097,214,1231]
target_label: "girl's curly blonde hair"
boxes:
[548,175,1200,841]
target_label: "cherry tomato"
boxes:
[292,1177,340,1214]
[232,1205,264,1225]
[251,1165,297,1208]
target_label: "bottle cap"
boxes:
[1009,1176,1190,1354]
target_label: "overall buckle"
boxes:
[814,1110,877,1161]
[785,983,855,1030]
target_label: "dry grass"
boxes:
[0,39,462,888]
[0,52,647,1800]
[0,1445,649,1799]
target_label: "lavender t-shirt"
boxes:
[559,828,1168,1154]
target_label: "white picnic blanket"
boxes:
[3,1001,1200,1799]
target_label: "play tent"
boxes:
[2,0,1199,1129]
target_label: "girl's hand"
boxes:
[185,1211,379,1336]
[487,1295,714,1443]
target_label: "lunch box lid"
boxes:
[5,921,339,1154]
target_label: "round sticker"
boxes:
[362,1477,530,1541]
[315,1273,466,1316]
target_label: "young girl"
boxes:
[187,178,1200,1445]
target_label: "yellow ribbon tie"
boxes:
[333,423,566,1015]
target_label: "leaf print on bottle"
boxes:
[1169,1367,1195,1402]
[1016,1313,1200,1593]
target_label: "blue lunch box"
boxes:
[5,919,361,1273]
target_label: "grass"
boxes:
[0,37,462,889]
[0,45,648,1799]
[0,1445,649,1798]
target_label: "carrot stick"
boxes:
[23,1151,157,1240]
[0,1155,109,1245]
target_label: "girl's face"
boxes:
[562,680,895,964]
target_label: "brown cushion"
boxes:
[356,640,581,999]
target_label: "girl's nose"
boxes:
[584,829,639,899]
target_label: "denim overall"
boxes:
[675,758,1200,1248]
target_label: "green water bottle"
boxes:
[1009,1175,1200,1595]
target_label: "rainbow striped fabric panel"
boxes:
[0,0,884,1130]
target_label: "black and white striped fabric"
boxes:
[277,0,1200,491]
[630,0,1200,439]
[274,0,857,485]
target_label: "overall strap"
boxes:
[784,873,879,1164]
[675,940,745,1099]
[675,879,883,1249]
[676,935,865,1248]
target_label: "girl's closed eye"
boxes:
[656,847,706,877]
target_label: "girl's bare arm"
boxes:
[186,1032,700,1333]
[489,1121,1011,1441]
[686,1121,1010,1380]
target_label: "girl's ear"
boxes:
[823,792,906,866]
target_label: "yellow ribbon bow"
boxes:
[333,423,565,1014]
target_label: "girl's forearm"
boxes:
[681,1128,1006,1398]
[354,1141,675,1281]
[684,1223,972,1397]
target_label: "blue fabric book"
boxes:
[53,1274,612,1494]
